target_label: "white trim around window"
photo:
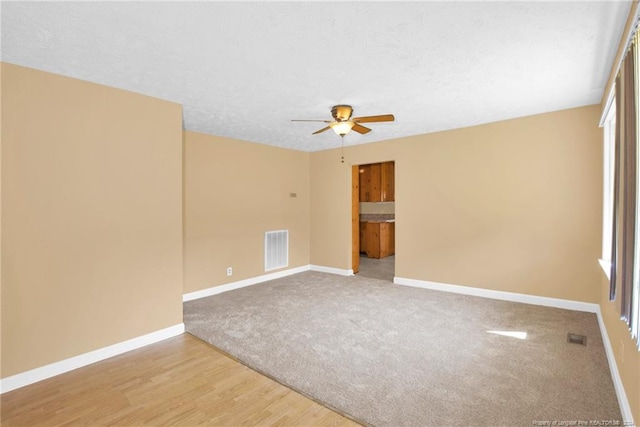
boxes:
[600,99,616,278]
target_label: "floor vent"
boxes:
[567,333,587,346]
[265,230,288,271]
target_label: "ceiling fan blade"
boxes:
[312,126,331,135]
[291,119,331,123]
[352,114,395,123]
[352,123,372,134]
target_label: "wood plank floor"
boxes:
[1,334,359,426]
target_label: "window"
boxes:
[603,28,639,350]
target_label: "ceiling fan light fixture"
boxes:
[330,121,354,136]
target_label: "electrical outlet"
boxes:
[226,267,232,276]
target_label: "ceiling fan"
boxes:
[292,105,395,136]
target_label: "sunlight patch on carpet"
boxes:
[487,330,528,339]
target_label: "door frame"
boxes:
[352,160,396,275]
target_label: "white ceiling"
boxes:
[1,1,631,152]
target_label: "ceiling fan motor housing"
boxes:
[332,105,353,122]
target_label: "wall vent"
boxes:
[567,333,587,346]
[265,230,289,271]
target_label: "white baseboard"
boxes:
[0,323,185,394]
[310,265,354,276]
[183,265,311,302]
[394,276,631,423]
[394,277,599,312]
[596,308,634,425]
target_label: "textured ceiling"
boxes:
[0,1,631,151]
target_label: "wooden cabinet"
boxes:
[364,222,395,259]
[359,161,394,202]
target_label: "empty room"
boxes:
[1,2,639,426]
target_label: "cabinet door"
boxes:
[359,222,367,254]
[369,163,382,202]
[389,222,395,255]
[359,165,371,202]
[366,222,381,258]
[381,161,395,202]
[379,223,391,258]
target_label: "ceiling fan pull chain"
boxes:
[341,135,345,163]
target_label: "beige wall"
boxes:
[310,151,353,269]
[1,63,184,378]
[183,131,310,294]
[311,106,603,303]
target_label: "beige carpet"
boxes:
[184,271,621,426]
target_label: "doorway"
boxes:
[352,161,395,282]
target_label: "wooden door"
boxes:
[351,165,359,274]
